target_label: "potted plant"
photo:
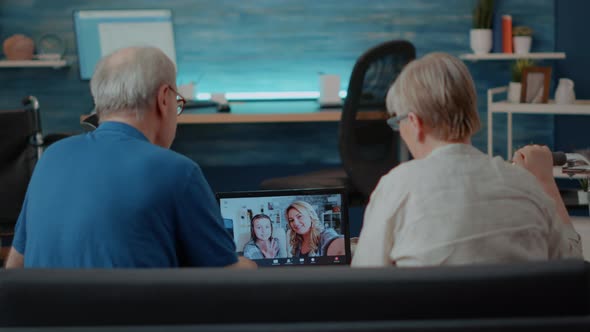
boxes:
[513,26,533,54]
[470,0,494,55]
[508,58,534,103]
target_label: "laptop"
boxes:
[216,188,351,267]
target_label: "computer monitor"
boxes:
[217,188,351,267]
[73,9,176,80]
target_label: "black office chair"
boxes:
[0,97,73,264]
[81,112,99,131]
[0,97,70,228]
[260,40,416,205]
[0,97,41,229]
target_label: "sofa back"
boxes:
[0,260,589,329]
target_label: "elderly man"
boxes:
[6,47,254,268]
[352,52,582,267]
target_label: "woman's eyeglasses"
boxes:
[386,113,409,131]
[169,87,187,115]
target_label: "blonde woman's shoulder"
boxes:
[371,160,419,197]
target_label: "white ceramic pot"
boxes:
[578,190,589,205]
[555,78,576,105]
[513,36,532,54]
[470,29,493,55]
[508,82,522,103]
[178,82,196,100]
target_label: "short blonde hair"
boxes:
[386,52,480,141]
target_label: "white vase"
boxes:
[555,78,576,105]
[508,82,522,103]
[178,82,197,100]
[470,29,493,55]
[578,190,589,205]
[513,36,532,54]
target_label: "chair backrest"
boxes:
[339,40,415,199]
[81,113,99,132]
[0,99,42,225]
[0,260,588,328]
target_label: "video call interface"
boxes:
[219,192,348,267]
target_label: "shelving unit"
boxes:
[0,59,68,69]
[460,52,566,61]
[322,211,341,230]
[487,86,590,165]
[553,166,587,180]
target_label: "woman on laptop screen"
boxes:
[243,214,286,259]
[286,201,345,257]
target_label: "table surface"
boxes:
[81,101,389,125]
[180,101,389,124]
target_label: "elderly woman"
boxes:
[352,52,581,267]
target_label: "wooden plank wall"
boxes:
[0,0,555,166]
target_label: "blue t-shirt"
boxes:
[12,121,237,268]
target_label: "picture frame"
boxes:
[521,66,552,103]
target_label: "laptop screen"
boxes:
[217,188,351,267]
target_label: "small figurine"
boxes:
[3,34,35,60]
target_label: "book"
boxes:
[502,15,513,53]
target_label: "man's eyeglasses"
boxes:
[386,113,409,131]
[169,86,186,115]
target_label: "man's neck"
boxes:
[100,111,157,144]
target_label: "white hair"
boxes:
[386,52,481,141]
[90,46,176,118]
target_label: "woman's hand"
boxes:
[512,144,554,184]
[513,144,571,224]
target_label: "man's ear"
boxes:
[155,84,170,119]
[407,112,426,142]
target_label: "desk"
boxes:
[81,101,388,125]
[176,100,389,124]
[178,110,387,124]
[178,111,342,124]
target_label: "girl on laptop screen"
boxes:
[243,214,287,259]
